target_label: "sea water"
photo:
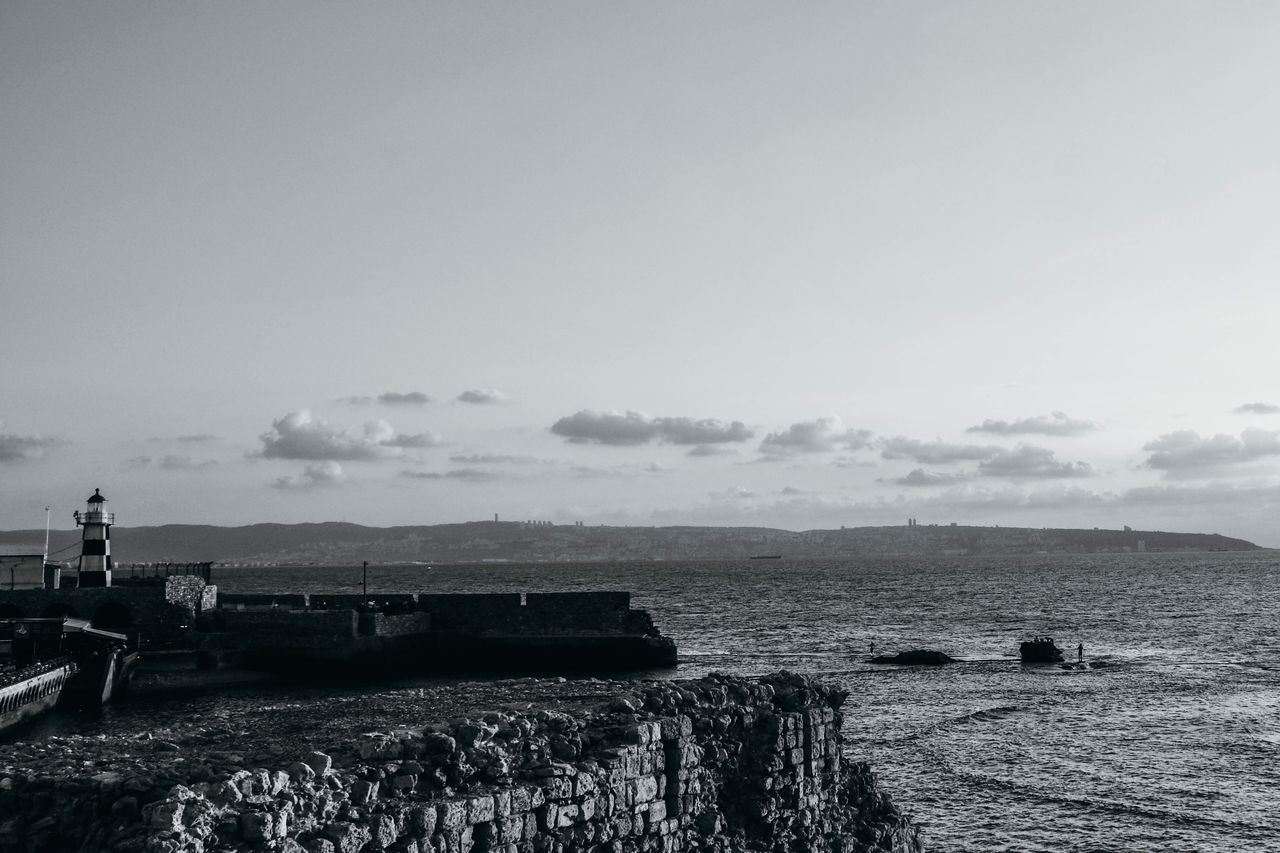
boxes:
[33,553,1280,850]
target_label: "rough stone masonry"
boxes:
[0,673,922,853]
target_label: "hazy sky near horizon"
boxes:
[4,2,1280,545]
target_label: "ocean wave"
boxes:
[933,757,1279,837]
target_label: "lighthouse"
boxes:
[73,488,114,587]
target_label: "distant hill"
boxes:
[0,521,1260,565]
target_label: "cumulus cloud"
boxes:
[1143,428,1280,475]
[378,392,431,406]
[458,389,509,405]
[1234,402,1280,415]
[966,411,1097,436]
[256,410,438,461]
[0,427,67,463]
[891,468,973,487]
[551,410,753,446]
[977,445,1094,479]
[272,461,347,490]
[759,417,872,456]
[879,437,1001,464]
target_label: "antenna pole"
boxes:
[43,505,51,561]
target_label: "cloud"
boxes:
[552,410,655,445]
[655,417,753,445]
[1120,481,1280,508]
[341,396,374,405]
[458,389,509,405]
[449,453,543,465]
[966,411,1097,436]
[687,445,736,458]
[399,470,442,480]
[759,417,872,456]
[399,468,519,482]
[1234,402,1280,415]
[442,468,506,482]
[891,468,973,487]
[550,410,753,446]
[127,455,217,471]
[0,428,67,463]
[879,437,1002,464]
[570,462,667,479]
[977,445,1094,479]
[1142,428,1280,475]
[175,434,219,443]
[380,432,441,449]
[272,461,347,490]
[378,392,431,406]
[256,410,437,461]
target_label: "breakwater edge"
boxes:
[0,672,921,853]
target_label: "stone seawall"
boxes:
[0,673,922,853]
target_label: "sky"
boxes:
[3,2,1279,545]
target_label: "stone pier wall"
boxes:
[0,673,922,853]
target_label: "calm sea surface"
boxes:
[42,554,1280,850]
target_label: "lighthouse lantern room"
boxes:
[74,487,114,587]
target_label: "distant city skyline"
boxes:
[3,3,1279,545]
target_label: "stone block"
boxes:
[573,773,598,797]
[509,786,532,814]
[240,811,275,843]
[325,821,372,853]
[370,813,399,849]
[151,801,185,832]
[410,804,438,837]
[627,775,659,806]
[436,800,467,830]
[554,803,579,827]
[493,789,512,818]
[351,779,379,804]
[465,794,495,824]
[543,775,574,801]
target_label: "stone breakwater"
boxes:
[0,673,922,853]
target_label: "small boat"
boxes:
[0,658,77,734]
[1020,637,1065,663]
[2,618,137,713]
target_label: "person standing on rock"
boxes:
[1078,642,1084,661]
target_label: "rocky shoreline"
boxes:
[0,673,922,853]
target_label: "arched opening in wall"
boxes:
[41,603,78,620]
[92,602,132,634]
[0,603,23,620]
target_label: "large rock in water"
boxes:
[870,649,955,665]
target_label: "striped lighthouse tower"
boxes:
[74,488,114,587]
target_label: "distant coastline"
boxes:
[0,521,1259,565]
